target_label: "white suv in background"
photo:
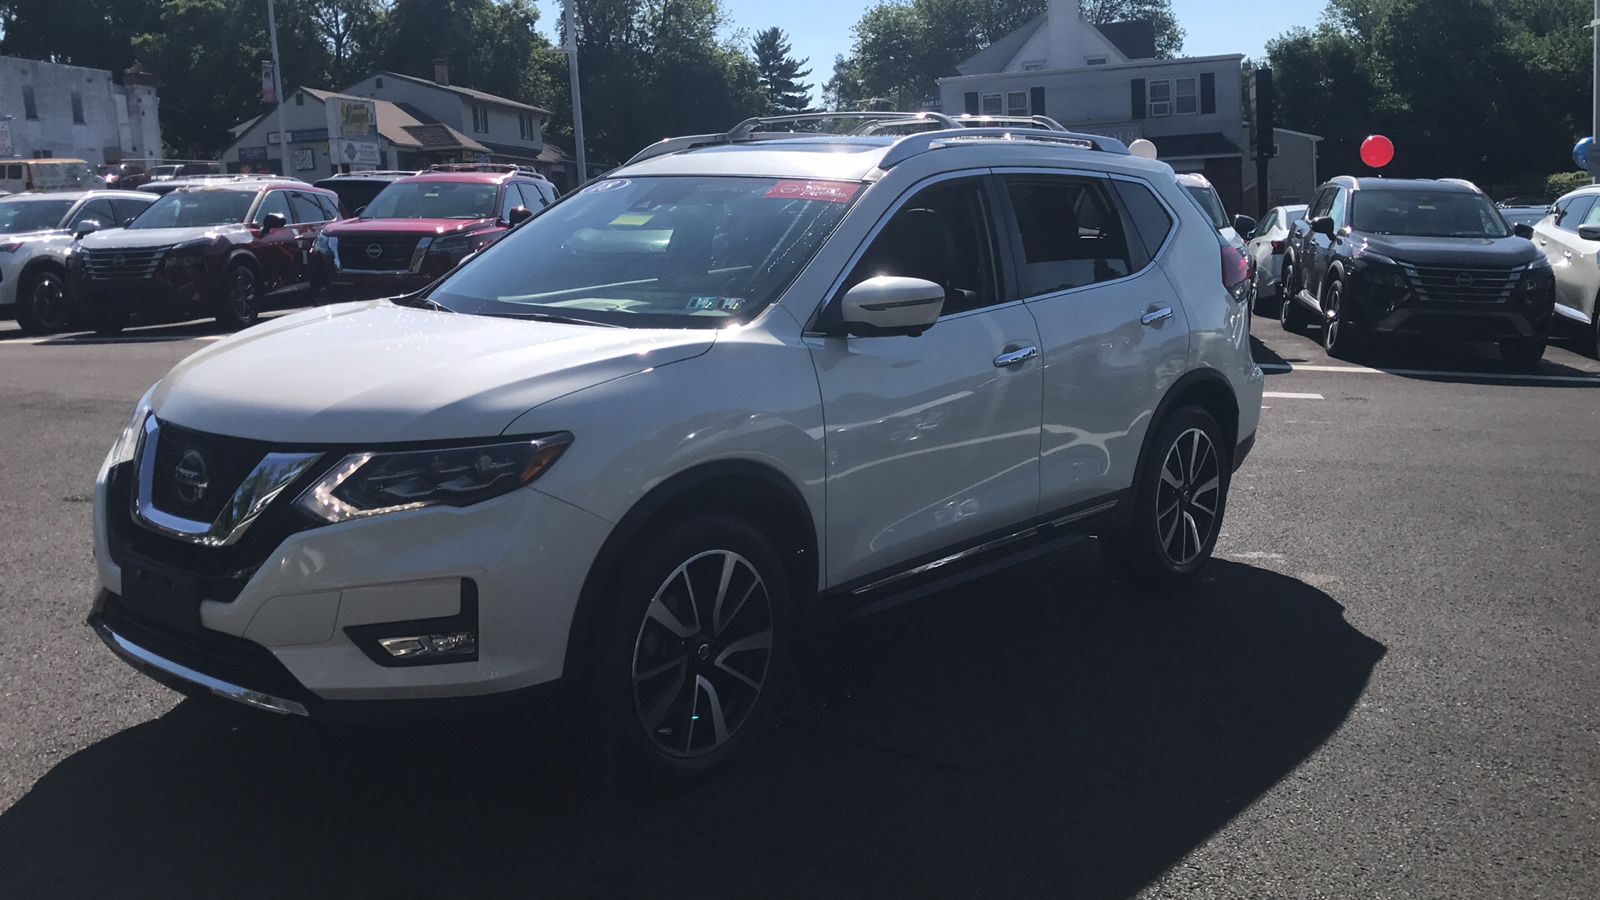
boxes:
[89,114,1264,778]
[0,190,156,333]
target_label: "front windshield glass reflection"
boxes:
[362,182,500,220]
[428,175,861,329]
[130,191,256,229]
[0,199,74,234]
[1351,190,1511,238]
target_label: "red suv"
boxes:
[70,181,344,334]
[310,164,557,300]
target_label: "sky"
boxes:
[541,0,1330,104]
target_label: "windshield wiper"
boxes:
[393,296,454,312]
[482,311,622,327]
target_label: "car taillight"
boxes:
[1270,240,1286,253]
[1221,244,1250,300]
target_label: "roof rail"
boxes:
[426,163,548,180]
[1436,177,1484,193]
[625,112,964,166]
[877,127,1131,169]
[950,114,1070,132]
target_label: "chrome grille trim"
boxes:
[1399,263,1523,303]
[80,247,167,280]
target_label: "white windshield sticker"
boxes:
[582,179,632,194]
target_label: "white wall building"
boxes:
[0,55,161,164]
[937,0,1250,213]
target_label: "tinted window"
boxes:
[1110,179,1174,261]
[1184,184,1228,231]
[109,197,154,224]
[842,177,999,316]
[1579,199,1600,228]
[1329,189,1349,228]
[69,198,117,228]
[1350,189,1510,238]
[316,193,342,220]
[430,175,857,329]
[1554,196,1594,232]
[498,184,522,220]
[255,190,291,225]
[1004,175,1132,297]
[288,191,327,224]
[1308,187,1335,219]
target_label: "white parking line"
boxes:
[1259,362,1600,385]
[1262,391,1324,399]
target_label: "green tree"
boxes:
[822,54,865,111]
[751,27,813,114]
[1080,0,1184,58]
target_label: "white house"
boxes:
[341,64,555,169]
[1,55,161,165]
[937,0,1250,213]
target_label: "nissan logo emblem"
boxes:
[112,254,126,267]
[1455,272,1474,288]
[366,243,384,260]
[173,448,210,506]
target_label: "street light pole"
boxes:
[564,0,588,186]
[266,0,289,174]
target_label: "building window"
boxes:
[1022,60,1045,72]
[71,92,85,124]
[295,92,304,106]
[1086,56,1109,66]
[1174,76,1198,114]
[980,91,1030,117]
[472,105,489,133]
[519,112,536,140]
[23,85,38,120]
[375,76,384,88]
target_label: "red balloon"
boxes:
[1361,134,1395,168]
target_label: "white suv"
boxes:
[0,190,156,333]
[90,115,1264,777]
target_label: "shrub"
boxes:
[1547,171,1591,200]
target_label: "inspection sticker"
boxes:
[764,181,862,203]
[582,178,632,194]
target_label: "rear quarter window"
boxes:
[1111,179,1174,260]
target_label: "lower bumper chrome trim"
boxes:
[92,621,310,716]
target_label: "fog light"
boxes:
[379,631,476,659]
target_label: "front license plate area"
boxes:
[120,564,203,632]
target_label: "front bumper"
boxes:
[1344,270,1554,340]
[72,265,220,316]
[93,458,614,718]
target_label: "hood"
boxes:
[0,228,69,244]
[150,301,716,443]
[79,225,245,250]
[1354,233,1542,267]
[324,218,493,237]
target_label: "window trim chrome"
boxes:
[131,416,322,547]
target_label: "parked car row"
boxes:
[0,165,558,336]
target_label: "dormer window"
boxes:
[1022,60,1045,72]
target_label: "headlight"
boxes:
[104,384,157,470]
[162,238,214,267]
[295,433,573,523]
[426,231,490,258]
[0,242,22,254]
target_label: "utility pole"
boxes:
[266,0,288,175]
[1591,0,1600,183]
[564,0,587,186]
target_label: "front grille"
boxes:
[1401,264,1523,303]
[98,592,318,706]
[148,420,271,524]
[336,233,422,272]
[80,247,166,280]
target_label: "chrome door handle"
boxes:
[1141,307,1174,326]
[993,346,1038,368]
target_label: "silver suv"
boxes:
[0,190,157,333]
[89,113,1264,778]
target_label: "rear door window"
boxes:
[109,197,154,225]
[1003,174,1133,297]
[288,191,329,224]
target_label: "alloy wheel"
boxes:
[229,268,258,323]
[1324,281,1343,351]
[631,549,774,759]
[28,273,69,331]
[1154,427,1222,567]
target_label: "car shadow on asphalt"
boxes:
[0,546,1385,900]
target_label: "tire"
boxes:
[1498,335,1546,370]
[589,513,793,781]
[1101,405,1230,591]
[1278,259,1311,333]
[1321,276,1365,359]
[15,267,73,335]
[89,306,130,336]
[216,263,261,330]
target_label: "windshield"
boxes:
[362,182,499,220]
[1351,190,1510,238]
[1184,184,1229,231]
[130,191,256,229]
[428,175,860,328]
[0,199,74,234]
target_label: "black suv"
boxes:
[1279,177,1554,366]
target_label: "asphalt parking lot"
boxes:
[0,309,1595,899]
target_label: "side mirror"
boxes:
[73,219,102,239]
[1232,214,1257,236]
[838,276,945,337]
[1578,224,1600,242]
[260,212,288,232]
[1513,222,1536,239]
[1311,215,1336,237]
[506,205,533,226]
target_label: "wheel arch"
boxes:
[17,255,68,289]
[1127,369,1241,503]
[562,458,820,686]
[224,250,263,277]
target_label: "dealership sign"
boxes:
[326,97,381,168]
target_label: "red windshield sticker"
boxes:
[765,181,862,203]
